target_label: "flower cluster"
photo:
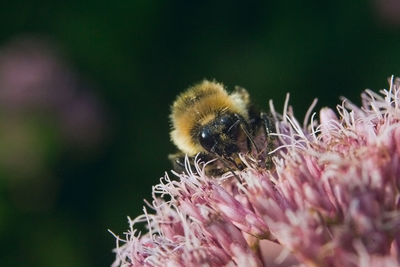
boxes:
[112,77,400,266]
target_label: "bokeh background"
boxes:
[1,1,400,266]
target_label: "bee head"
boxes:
[198,113,242,156]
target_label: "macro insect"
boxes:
[169,80,275,175]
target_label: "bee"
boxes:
[169,80,274,175]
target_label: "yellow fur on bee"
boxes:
[170,80,248,155]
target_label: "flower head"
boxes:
[112,77,400,266]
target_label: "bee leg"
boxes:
[209,146,242,181]
[260,112,275,136]
[233,113,260,154]
[260,112,276,169]
[168,152,188,174]
[217,155,242,182]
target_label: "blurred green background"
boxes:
[0,0,400,266]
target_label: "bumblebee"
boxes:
[169,80,274,175]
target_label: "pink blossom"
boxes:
[0,36,106,148]
[112,77,400,266]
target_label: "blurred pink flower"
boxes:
[112,77,400,266]
[0,37,75,111]
[0,36,106,150]
[373,0,400,27]
[0,36,107,210]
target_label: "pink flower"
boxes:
[112,77,400,266]
[0,36,106,147]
